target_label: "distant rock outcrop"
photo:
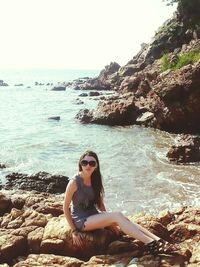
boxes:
[68,62,121,91]
[0,80,9,86]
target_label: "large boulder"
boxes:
[3,171,69,193]
[76,93,140,125]
[167,134,200,163]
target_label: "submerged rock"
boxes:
[48,116,60,121]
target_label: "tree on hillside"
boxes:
[164,0,200,25]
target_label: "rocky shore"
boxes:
[71,3,200,135]
[0,188,199,267]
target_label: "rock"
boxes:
[79,93,88,97]
[166,134,200,163]
[70,62,121,91]
[14,84,23,86]
[89,91,100,97]
[0,190,199,265]
[73,99,84,105]
[13,254,84,267]
[136,111,154,124]
[51,86,66,91]
[0,234,27,263]
[86,251,140,266]
[0,80,9,86]
[75,109,93,124]
[3,171,69,193]
[48,116,60,121]
[0,193,12,216]
[76,94,139,126]
[189,246,200,265]
[0,164,6,169]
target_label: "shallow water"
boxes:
[0,69,200,215]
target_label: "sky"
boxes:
[0,0,177,70]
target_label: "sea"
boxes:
[0,69,199,216]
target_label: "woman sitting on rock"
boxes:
[63,150,178,255]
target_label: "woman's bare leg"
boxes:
[135,223,160,241]
[83,212,159,244]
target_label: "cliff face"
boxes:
[75,3,200,134]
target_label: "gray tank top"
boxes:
[71,175,98,220]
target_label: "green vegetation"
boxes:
[161,47,200,72]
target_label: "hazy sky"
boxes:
[0,0,177,70]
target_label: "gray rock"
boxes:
[48,116,60,121]
[51,86,66,91]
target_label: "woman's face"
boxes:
[80,155,97,175]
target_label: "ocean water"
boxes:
[0,69,200,215]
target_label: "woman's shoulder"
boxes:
[69,174,81,188]
[70,174,81,182]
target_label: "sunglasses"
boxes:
[81,160,97,167]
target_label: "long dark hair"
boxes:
[79,150,104,206]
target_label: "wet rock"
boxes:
[0,80,9,86]
[48,116,60,121]
[75,99,84,105]
[76,94,139,126]
[79,93,88,97]
[14,84,23,86]
[0,164,6,169]
[51,86,66,91]
[89,91,100,97]
[166,134,200,163]
[75,109,93,124]
[3,171,69,193]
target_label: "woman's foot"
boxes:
[146,239,180,256]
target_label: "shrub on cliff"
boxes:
[161,46,200,71]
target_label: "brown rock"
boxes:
[27,227,44,253]
[0,234,27,263]
[0,193,12,216]
[86,251,140,266]
[13,254,84,267]
[107,240,140,255]
[166,134,200,163]
[190,246,200,264]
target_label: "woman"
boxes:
[63,150,178,255]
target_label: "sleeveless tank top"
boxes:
[71,175,99,228]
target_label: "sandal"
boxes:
[147,239,180,256]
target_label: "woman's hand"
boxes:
[72,230,85,248]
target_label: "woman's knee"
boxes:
[111,211,124,222]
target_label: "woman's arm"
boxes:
[63,179,77,231]
[97,195,106,212]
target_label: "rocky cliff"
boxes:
[75,2,200,134]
